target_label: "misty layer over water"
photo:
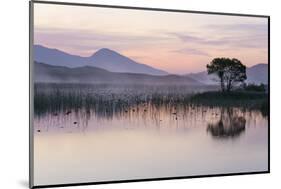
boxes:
[34,99,268,185]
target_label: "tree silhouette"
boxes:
[207,58,247,92]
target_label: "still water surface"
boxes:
[34,105,268,186]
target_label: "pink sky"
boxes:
[34,3,268,74]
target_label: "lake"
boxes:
[33,104,268,186]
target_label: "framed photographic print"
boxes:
[29,1,270,188]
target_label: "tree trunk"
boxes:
[220,77,225,92]
[226,85,231,92]
[226,80,232,92]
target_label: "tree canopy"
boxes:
[207,58,247,92]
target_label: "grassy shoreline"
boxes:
[189,91,268,116]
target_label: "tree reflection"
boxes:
[207,108,246,139]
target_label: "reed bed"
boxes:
[34,83,268,117]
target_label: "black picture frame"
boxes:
[29,1,270,188]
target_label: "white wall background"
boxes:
[0,0,279,188]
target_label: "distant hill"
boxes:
[34,45,168,76]
[187,63,268,85]
[246,64,268,84]
[34,62,202,85]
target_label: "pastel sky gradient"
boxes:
[34,3,268,74]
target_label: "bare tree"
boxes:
[207,58,247,92]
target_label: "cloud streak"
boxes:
[172,47,210,57]
[206,23,268,34]
[35,27,172,56]
[169,32,267,49]
[167,23,268,51]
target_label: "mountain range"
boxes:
[34,45,168,75]
[34,45,268,85]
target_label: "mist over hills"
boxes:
[34,62,202,85]
[34,45,168,75]
[187,63,268,85]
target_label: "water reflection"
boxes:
[34,104,268,186]
[207,108,246,139]
[34,104,263,138]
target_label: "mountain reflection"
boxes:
[207,108,246,139]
